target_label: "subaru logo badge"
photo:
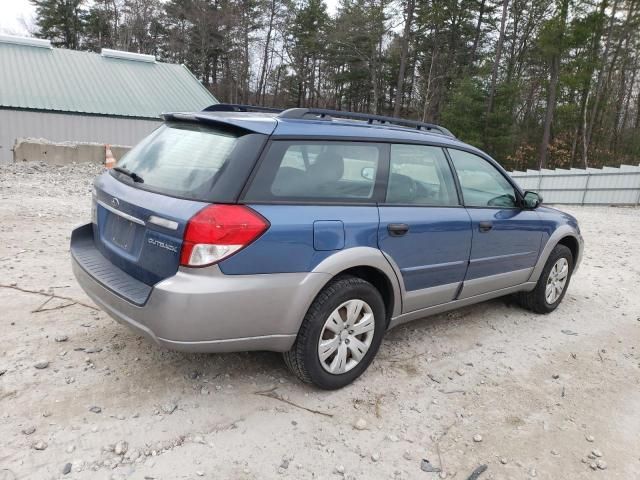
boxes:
[111,198,120,208]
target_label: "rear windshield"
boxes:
[113,123,241,201]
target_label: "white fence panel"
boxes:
[513,176,540,190]
[509,165,640,205]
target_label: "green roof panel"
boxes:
[0,40,217,119]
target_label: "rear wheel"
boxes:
[283,275,386,389]
[518,244,573,314]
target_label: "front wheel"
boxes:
[283,275,386,389]
[518,244,573,314]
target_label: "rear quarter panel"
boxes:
[218,205,380,274]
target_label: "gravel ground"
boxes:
[1,162,639,480]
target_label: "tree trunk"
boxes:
[272,65,283,107]
[487,0,510,117]
[636,81,640,129]
[262,35,276,105]
[422,41,437,122]
[371,51,380,114]
[538,0,570,169]
[584,0,619,160]
[572,0,608,166]
[393,0,416,116]
[539,54,561,169]
[256,0,276,105]
[621,60,638,131]
[505,2,518,83]
[471,0,487,66]
[111,0,119,48]
[611,26,635,154]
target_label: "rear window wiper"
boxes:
[113,166,144,183]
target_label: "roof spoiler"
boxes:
[203,103,284,113]
[161,112,277,135]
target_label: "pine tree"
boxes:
[31,0,87,49]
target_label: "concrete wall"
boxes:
[0,109,160,164]
[13,139,130,165]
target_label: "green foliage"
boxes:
[27,0,640,167]
[31,0,86,49]
[441,76,486,146]
[485,81,521,165]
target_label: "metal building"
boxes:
[0,35,217,164]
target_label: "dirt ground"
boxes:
[0,162,639,480]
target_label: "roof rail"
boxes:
[203,103,284,113]
[279,108,455,138]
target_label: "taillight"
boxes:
[180,204,269,267]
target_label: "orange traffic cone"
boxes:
[105,144,116,169]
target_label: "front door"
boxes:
[378,144,472,312]
[447,148,544,298]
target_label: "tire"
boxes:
[517,244,573,314]
[283,275,386,390]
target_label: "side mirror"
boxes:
[522,190,542,209]
[361,166,375,181]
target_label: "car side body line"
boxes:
[401,259,468,273]
[458,267,534,299]
[157,335,297,353]
[389,281,538,329]
[402,281,461,312]
[469,251,538,266]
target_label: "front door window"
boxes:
[448,149,517,208]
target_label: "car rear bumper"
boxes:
[71,224,330,353]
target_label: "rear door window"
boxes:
[243,142,384,202]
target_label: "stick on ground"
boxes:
[255,389,334,418]
[0,284,98,311]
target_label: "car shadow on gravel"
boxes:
[92,294,528,393]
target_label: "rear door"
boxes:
[235,140,385,275]
[447,148,544,298]
[92,121,267,286]
[377,144,472,312]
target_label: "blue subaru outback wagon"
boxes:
[71,105,583,389]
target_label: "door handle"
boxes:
[479,221,493,232]
[388,223,410,236]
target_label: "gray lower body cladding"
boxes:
[71,224,583,354]
[71,247,330,353]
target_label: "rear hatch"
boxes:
[90,119,270,287]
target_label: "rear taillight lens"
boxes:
[180,204,269,267]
